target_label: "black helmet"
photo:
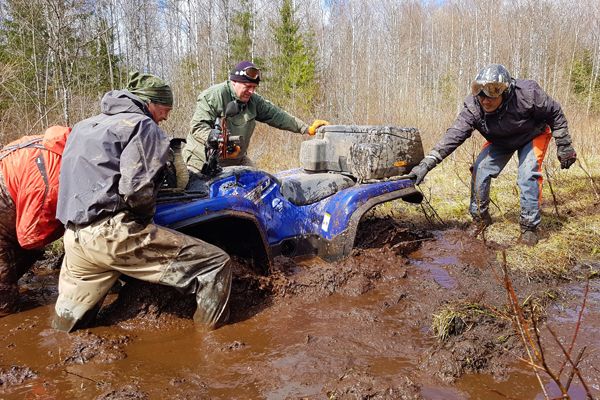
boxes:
[471,64,512,98]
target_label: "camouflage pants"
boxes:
[0,174,42,316]
[54,211,231,331]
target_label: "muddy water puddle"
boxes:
[2,288,444,399]
[1,225,599,399]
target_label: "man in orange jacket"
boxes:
[0,126,71,316]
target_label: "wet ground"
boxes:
[1,217,599,399]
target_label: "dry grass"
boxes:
[431,302,495,342]
[397,152,600,276]
[431,305,468,342]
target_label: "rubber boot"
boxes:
[0,283,18,317]
[194,303,230,330]
[52,298,104,332]
[192,264,232,330]
[519,228,539,246]
[467,212,492,237]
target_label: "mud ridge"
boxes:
[0,366,37,388]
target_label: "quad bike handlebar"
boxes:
[201,101,242,177]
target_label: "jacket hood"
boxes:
[101,90,152,118]
[42,125,71,156]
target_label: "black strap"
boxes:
[34,154,50,206]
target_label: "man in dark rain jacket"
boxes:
[409,64,577,246]
[53,72,231,332]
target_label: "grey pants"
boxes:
[470,128,552,230]
[54,212,231,331]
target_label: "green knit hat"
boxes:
[126,71,173,106]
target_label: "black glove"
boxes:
[557,144,577,169]
[207,128,221,149]
[408,156,438,185]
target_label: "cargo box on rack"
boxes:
[299,125,424,181]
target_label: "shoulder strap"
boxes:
[0,137,45,160]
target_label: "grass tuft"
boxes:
[432,305,467,342]
[431,302,493,342]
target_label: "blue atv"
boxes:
[156,122,424,273]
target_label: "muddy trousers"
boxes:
[53,212,231,332]
[0,175,42,316]
[470,128,552,230]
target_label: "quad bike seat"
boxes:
[279,172,355,206]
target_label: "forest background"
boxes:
[1,0,599,171]
[1,2,600,394]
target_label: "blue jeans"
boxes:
[470,128,552,230]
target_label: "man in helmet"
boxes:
[183,61,329,171]
[408,64,577,246]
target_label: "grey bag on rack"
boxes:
[299,125,424,181]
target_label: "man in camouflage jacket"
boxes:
[183,61,328,171]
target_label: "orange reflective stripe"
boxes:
[532,126,552,205]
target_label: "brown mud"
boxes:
[0,216,599,399]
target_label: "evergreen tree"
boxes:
[223,0,264,80]
[571,49,600,112]
[269,0,318,114]
[0,0,121,132]
[230,0,253,63]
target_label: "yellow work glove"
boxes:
[308,119,330,136]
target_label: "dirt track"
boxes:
[1,217,599,399]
